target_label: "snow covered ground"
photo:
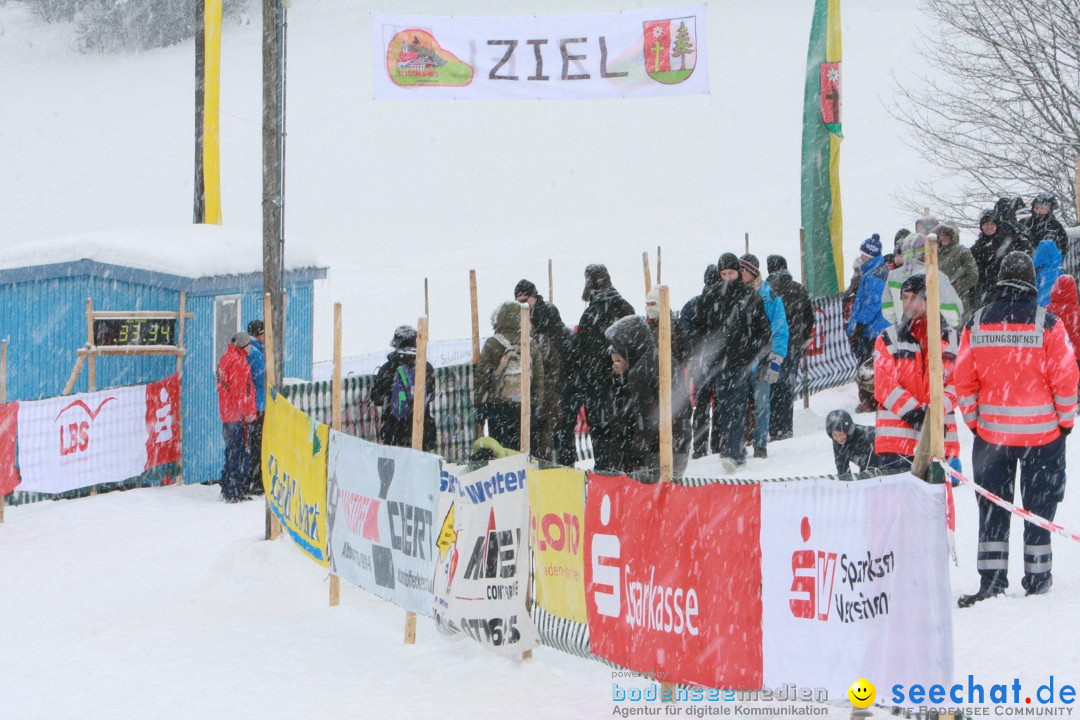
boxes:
[4,384,1080,719]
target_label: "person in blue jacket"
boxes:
[846,235,890,412]
[740,254,788,459]
[1033,237,1063,308]
[244,319,267,495]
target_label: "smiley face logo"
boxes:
[848,679,876,708]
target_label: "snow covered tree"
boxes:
[893,0,1079,225]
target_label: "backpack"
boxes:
[388,364,415,421]
[492,334,523,403]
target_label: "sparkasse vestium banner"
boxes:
[327,431,441,616]
[372,5,709,100]
[433,455,538,656]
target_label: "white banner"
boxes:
[433,456,538,656]
[327,431,442,616]
[760,474,953,699]
[372,6,709,100]
[15,376,181,494]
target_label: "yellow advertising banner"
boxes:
[528,467,586,624]
[262,390,329,567]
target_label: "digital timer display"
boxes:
[93,319,178,347]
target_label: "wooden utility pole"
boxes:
[262,0,286,383]
[658,285,675,702]
[470,270,482,438]
[329,303,342,607]
[643,251,652,294]
[405,315,429,645]
[264,293,282,541]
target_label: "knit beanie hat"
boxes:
[231,332,251,349]
[900,274,926,298]
[766,255,787,274]
[391,325,418,349]
[717,253,740,273]
[859,233,882,258]
[514,279,538,299]
[997,251,1036,289]
[739,253,761,278]
[246,320,264,336]
[582,264,612,301]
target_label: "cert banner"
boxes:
[433,455,538,656]
[15,374,181,494]
[327,431,441,616]
[760,474,953,699]
[528,467,587,624]
[372,5,709,100]
[263,390,330,567]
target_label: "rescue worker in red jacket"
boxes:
[217,332,258,503]
[955,252,1079,606]
[873,273,961,472]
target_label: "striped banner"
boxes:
[796,292,859,395]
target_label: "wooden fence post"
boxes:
[519,302,533,660]
[470,270,482,438]
[642,251,652,294]
[405,315,429,644]
[330,303,342,607]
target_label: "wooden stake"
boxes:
[470,270,482,438]
[405,315,430,645]
[924,237,946,477]
[424,277,430,318]
[744,232,750,256]
[548,259,553,303]
[62,354,87,396]
[264,293,281,541]
[518,302,533,660]
[658,285,675,702]
[656,246,662,284]
[643,251,652,294]
[330,303,343,607]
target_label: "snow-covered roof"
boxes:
[0,225,322,279]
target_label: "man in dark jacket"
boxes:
[691,253,772,471]
[766,254,816,440]
[515,279,572,464]
[244,320,267,495]
[1023,193,1070,259]
[370,325,436,451]
[971,207,1034,309]
[604,315,660,481]
[573,264,635,470]
[826,409,879,476]
[681,265,718,457]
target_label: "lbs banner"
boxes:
[433,455,538,656]
[327,432,441,616]
[760,474,953,699]
[585,474,763,690]
[13,374,181,494]
[263,390,330,567]
[372,5,709,100]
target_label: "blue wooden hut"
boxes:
[0,226,327,485]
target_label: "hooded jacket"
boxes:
[847,254,890,338]
[1033,239,1063,308]
[573,286,635,393]
[217,344,257,423]
[971,216,1034,308]
[692,275,772,372]
[476,301,544,407]
[370,347,437,450]
[936,237,980,316]
[1048,275,1080,368]
[826,409,879,475]
[881,260,964,330]
[1023,206,1069,258]
[605,315,660,473]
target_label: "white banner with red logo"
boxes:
[760,474,953,698]
[14,375,181,494]
[433,455,538,656]
[585,474,764,690]
[372,6,709,100]
[327,431,442,617]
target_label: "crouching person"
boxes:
[826,409,879,477]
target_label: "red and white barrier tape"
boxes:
[937,459,1080,543]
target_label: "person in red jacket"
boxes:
[1047,274,1080,373]
[873,273,961,473]
[955,252,1079,606]
[217,332,258,503]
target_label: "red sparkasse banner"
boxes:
[144,374,181,469]
[585,473,763,689]
[0,403,19,495]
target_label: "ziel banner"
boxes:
[528,467,587,624]
[433,455,538,656]
[760,474,953,699]
[263,389,330,567]
[327,431,441,616]
[585,474,763,690]
[14,374,180,494]
[372,5,709,100]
